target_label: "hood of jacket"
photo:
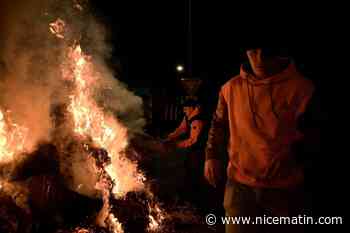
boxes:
[240,59,298,86]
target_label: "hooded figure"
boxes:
[205,48,318,233]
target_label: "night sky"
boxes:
[89,1,330,91]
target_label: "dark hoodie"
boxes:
[206,61,315,188]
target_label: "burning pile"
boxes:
[0,1,210,232]
[48,16,164,232]
[0,1,167,232]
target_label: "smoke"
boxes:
[0,0,146,194]
[0,0,145,148]
[0,0,68,155]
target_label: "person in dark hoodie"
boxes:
[204,47,319,233]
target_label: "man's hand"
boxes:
[204,159,223,188]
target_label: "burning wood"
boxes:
[53,21,148,231]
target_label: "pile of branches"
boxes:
[0,131,210,233]
[0,141,152,233]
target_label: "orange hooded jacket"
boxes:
[205,62,315,188]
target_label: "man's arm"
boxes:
[176,120,204,148]
[205,90,229,160]
[166,117,187,141]
[204,89,229,187]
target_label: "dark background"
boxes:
[88,0,332,129]
[87,1,346,222]
[88,1,331,85]
[88,1,334,134]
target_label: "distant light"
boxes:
[176,65,184,72]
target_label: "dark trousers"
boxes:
[183,150,225,216]
[224,179,309,233]
[183,150,203,201]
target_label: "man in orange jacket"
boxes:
[205,47,319,233]
[166,99,206,149]
[166,99,208,204]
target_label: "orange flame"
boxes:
[108,213,124,233]
[49,16,165,232]
[64,45,145,197]
[0,109,28,164]
[147,203,166,232]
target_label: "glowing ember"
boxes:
[108,213,124,233]
[0,109,27,164]
[76,229,90,233]
[148,215,159,231]
[147,203,166,232]
[49,18,66,39]
[73,0,84,11]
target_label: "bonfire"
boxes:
[0,1,208,233]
